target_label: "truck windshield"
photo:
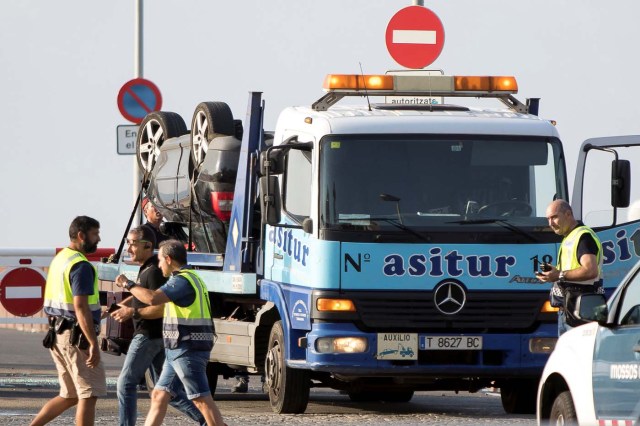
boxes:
[319,134,567,233]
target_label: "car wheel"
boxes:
[549,391,577,426]
[265,320,310,413]
[190,102,235,167]
[136,111,187,173]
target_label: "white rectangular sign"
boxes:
[117,125,138,155]
[385,69,444,106]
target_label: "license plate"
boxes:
[420,335,483,350]
[376,333,418,360]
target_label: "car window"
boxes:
[617,270,640,326]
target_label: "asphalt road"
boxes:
[0,328,537,425]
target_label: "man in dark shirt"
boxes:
[537,199,603,335]
[111,226,204,426]
[141,197,168,248]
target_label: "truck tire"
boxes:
[265,320,310,413]
[500,379,537,414]
[549,391,577,425]
[136,111,188,173]
[190,102,235,167]
[205,362,219,396]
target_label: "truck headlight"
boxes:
[529,337,557,354]
[315,337,368,354]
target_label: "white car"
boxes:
[537,261,640,425]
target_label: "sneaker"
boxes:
[232,377,249,393]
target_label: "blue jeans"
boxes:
[156,348,211,399]
[558,310,573,336]
[117,334,205,426]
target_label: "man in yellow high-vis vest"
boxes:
[31,216,106,426]
[537,199,604,335]
[115,239,225,426]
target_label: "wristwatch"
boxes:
[559,270,566,283]
[133,308,141,320]
[124,280,137,291]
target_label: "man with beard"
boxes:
[31,216,106,426]
[111,226,205,426]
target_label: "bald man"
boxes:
[537,199,604,335]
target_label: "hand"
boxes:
[86,343,101,368]
[111,306,134,322]
[536,266,560,282]
[114,274,128,288]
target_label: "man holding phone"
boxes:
[111,226,204,426]
[536,199,604,335]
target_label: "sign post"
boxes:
[386,6,445,69]
[0,267,46,317]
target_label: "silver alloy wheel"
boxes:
[191,110,210,166]
[138,118,165,173]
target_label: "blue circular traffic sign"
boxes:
[117,78,163,124]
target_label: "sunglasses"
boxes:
[125,239,150,246]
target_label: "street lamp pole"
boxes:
[133,0,143,224]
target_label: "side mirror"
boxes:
[612,159,631,208]
[259,176,281,225]
[259,150,286,176]
[302,218,313,234]
[574,293,608,324]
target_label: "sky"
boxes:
[1,0,639,249]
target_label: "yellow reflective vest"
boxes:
[557,225,603,286]
[163,269,214,350]
[43,247,100,323]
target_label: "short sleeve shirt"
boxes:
[69,261,95,296]
[159,267,196,307]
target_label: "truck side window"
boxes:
[618,271,640,326]
[283,149,312,221]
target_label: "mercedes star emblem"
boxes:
[433,281,466,315]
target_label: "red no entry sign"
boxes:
[117,78,163,124]
[0,267,46,317]
[385,6,445,69]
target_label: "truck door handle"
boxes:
[633,343,640,353]
[274,253,283,260]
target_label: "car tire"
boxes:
[190,102,235,168]
[549,391,577,425]
[136,111,188,174]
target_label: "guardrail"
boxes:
[0,248,114,331]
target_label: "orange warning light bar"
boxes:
[323,74,394,91]
[454,76,518,92]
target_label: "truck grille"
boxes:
[352,291,549,332]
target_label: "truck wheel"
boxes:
[500,379,537,414]
[205,362,219,396]
[265,320,310,413]
[136,111,188,173]
[383,390,414,403]
[549,391,577,425]
[190,102,235,167]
